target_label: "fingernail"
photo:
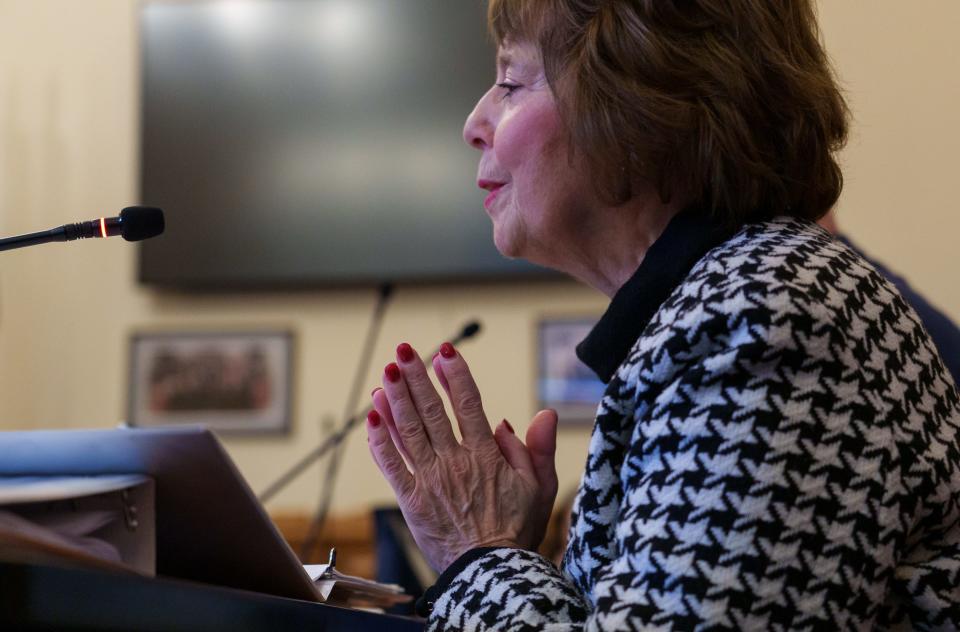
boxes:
[385,362,401,383]
[367,410,381,427]
[502,419,514,434]
[397,342,415,363]
[439,342,456,359]
[371,387,382,397]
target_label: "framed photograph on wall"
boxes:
[536,317,606,426]
[128,330,293,435]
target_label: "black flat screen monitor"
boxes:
[139,0,555,288]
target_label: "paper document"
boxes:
[304,563,412,608]
[0,475,150,505]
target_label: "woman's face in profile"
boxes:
[463,41,593,268]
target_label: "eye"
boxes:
[496,82,521,99]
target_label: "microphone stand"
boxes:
[297,282,394,559]
[252,281,391,558]
[259,407,366,505]
[257,321,482,524]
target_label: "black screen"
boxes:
[139,0,553,287]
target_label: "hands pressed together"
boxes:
[366,341,559,572]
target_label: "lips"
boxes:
[478,179,507,210]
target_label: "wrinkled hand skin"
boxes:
[402,439,534,571]
[367,343,559,573]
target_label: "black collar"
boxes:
[576,209,736,383]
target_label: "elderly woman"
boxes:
[366,0,960,629]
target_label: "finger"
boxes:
[526,409,559,500]
[372,387,413,467]
[493,419,535,480]
[381,361,436,467]
[366,410,414,498]
[396,343,458,454]
[433,343,494,447]
[432,353,451,394]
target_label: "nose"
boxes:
[463,89,493,151]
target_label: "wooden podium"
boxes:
[0,561,423,631]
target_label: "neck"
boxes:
[560,194,684,298]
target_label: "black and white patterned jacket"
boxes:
[421,213,960,630]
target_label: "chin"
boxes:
[492,225,525,260]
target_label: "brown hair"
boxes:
[488,0,849,224]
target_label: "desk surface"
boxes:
[0,562,424,632]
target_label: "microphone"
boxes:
[0,206,165,252]
[452,321,481,344]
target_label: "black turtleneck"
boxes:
[576,209,736,383]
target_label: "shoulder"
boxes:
[617,217,939,387]
[841,233,960,385]
[650,217,907,338]
[672,217,896,328]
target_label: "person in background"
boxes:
[820,210,960,384]
[363,0,960,629]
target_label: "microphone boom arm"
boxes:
[0,218,119,252]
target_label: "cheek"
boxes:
[493,98,564,173]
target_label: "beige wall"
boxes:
[0,0,957,516]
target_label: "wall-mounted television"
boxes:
[139,0,554,288]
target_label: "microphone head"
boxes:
[461,321,481,339]
[379,282,395,301]
[120,206,165,242]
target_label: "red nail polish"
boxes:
[385,362,401,383]
[439,342,456,359]
[503,419,514,434]
[397,342,415,363]
[367,410,381,427]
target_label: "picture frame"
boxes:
[536,317,606,426]
[127,330,294,435]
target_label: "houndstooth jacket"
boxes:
[420,212,960,631]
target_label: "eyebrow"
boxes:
[498,51,537,77]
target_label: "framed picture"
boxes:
[536,317,606,425]
[128,330,293,435]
